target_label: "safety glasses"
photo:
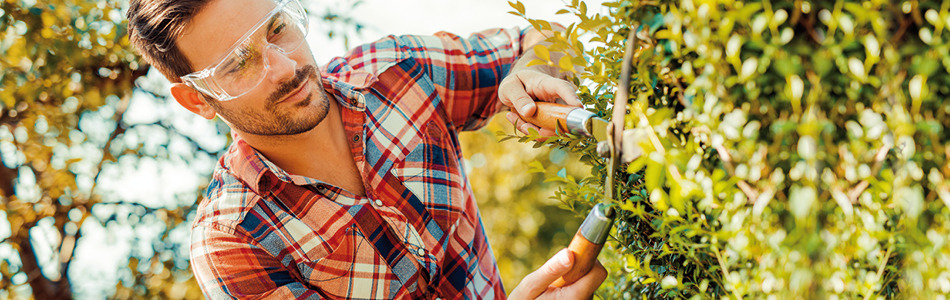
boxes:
[180,0,309,101]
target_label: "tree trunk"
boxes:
[16,234,72,300]
[0,163,72,299]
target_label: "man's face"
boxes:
[178,0,330,136]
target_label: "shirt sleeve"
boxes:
[190,223,324,300]
[396,27,525,131]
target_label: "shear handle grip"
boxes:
[518,102,575,133]
[550,230,603,288]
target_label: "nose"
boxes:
[264,44,298,83]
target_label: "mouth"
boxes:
[279,77,311,104]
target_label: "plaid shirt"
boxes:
[190,27,526,299]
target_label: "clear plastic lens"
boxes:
[218,38,268,94]
[182,0,309,101]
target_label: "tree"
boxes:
[513,0,950,298]
[0,0,363,298]
[0,0,151,298]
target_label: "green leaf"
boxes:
[558,55,574,72]
[645,155,665,191]
[533,44,550,62]
[526,59,549,68]
[527,160,545,174]
[508,1,525,15]
[627,154,648,174]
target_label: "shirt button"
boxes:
[374,199,383,206]
[352,134,361,142]
[416,248,425,257]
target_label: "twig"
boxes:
[800,11,824,44]
[870,143,890,174]
[840,131,891,201]
[88,95,131,196]
[605,26,638,202]
[712,245,741,299]
[889,15,913,45]
[737,181,760,203]
[711,141,760,203]
[864,245,893,300]
[667,73,688,108]
[847,144,892,203]
[848,181,870,203]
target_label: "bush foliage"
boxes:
[512,0,950,298]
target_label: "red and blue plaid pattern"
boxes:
[190,27,525,299]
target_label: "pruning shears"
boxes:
[518,31,638,287]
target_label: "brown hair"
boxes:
[126,0,211,82]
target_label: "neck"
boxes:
[236,100,366,196]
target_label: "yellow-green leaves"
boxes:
[507,0,526,16]
[908,74,929,113]
[513,0,950,298]
[557,56,573,73]
[786,75,805,114]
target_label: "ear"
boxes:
[170,83,217,120]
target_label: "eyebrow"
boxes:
[267,13,281,32]
[212,7,282,74]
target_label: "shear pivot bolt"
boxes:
[596,141,611,158]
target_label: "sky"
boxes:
[308,0,602,64]
[60,0,607,298]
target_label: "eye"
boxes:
[267,14,287,41]
[272,23,286,36]
[224,46,259,75]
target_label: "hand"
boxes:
[508,248,608,300]
[498,69,582,136]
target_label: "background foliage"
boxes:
[0,0,364,298]
[16,0,950,298]
[459,118,587,291]
[513,0,950,298]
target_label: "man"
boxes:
[126,0,606,298]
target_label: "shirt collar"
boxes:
[322,69,375,112]
[222,73,374,194]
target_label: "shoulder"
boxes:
[324,35,413,77]
[192,162,263,234]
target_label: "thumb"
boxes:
[513,248,574,299]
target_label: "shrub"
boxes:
[511,0,950,298]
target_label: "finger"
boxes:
[514,249,574,299]
[561,260,608,300]
[509,113,558,138]
[538,127,558,137]
[521,72,581,107]
[499,79,538,117]
[532,128,558,143]
[505,112,519,127]
[506,112,532,135]
[542,77,582,107]
[520,122,542,136]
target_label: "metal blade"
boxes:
[588,117,609,142]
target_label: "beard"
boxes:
[209,64,330,136]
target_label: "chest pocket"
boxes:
[297,223,391,299]
[262,194,388,298]
[392,119,464,234]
